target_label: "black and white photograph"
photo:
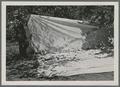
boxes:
[1,1,119,86]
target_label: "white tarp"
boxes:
[27,15,114,77]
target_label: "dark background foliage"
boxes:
[6,6,114,50]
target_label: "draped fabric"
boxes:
[27,15,113,77]
[27,15,97,53]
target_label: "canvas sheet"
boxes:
[27,15,114,77]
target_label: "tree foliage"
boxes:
[6,6,114,50]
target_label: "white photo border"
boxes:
[1,1,119,86]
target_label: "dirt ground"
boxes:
[6,42,114,81]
